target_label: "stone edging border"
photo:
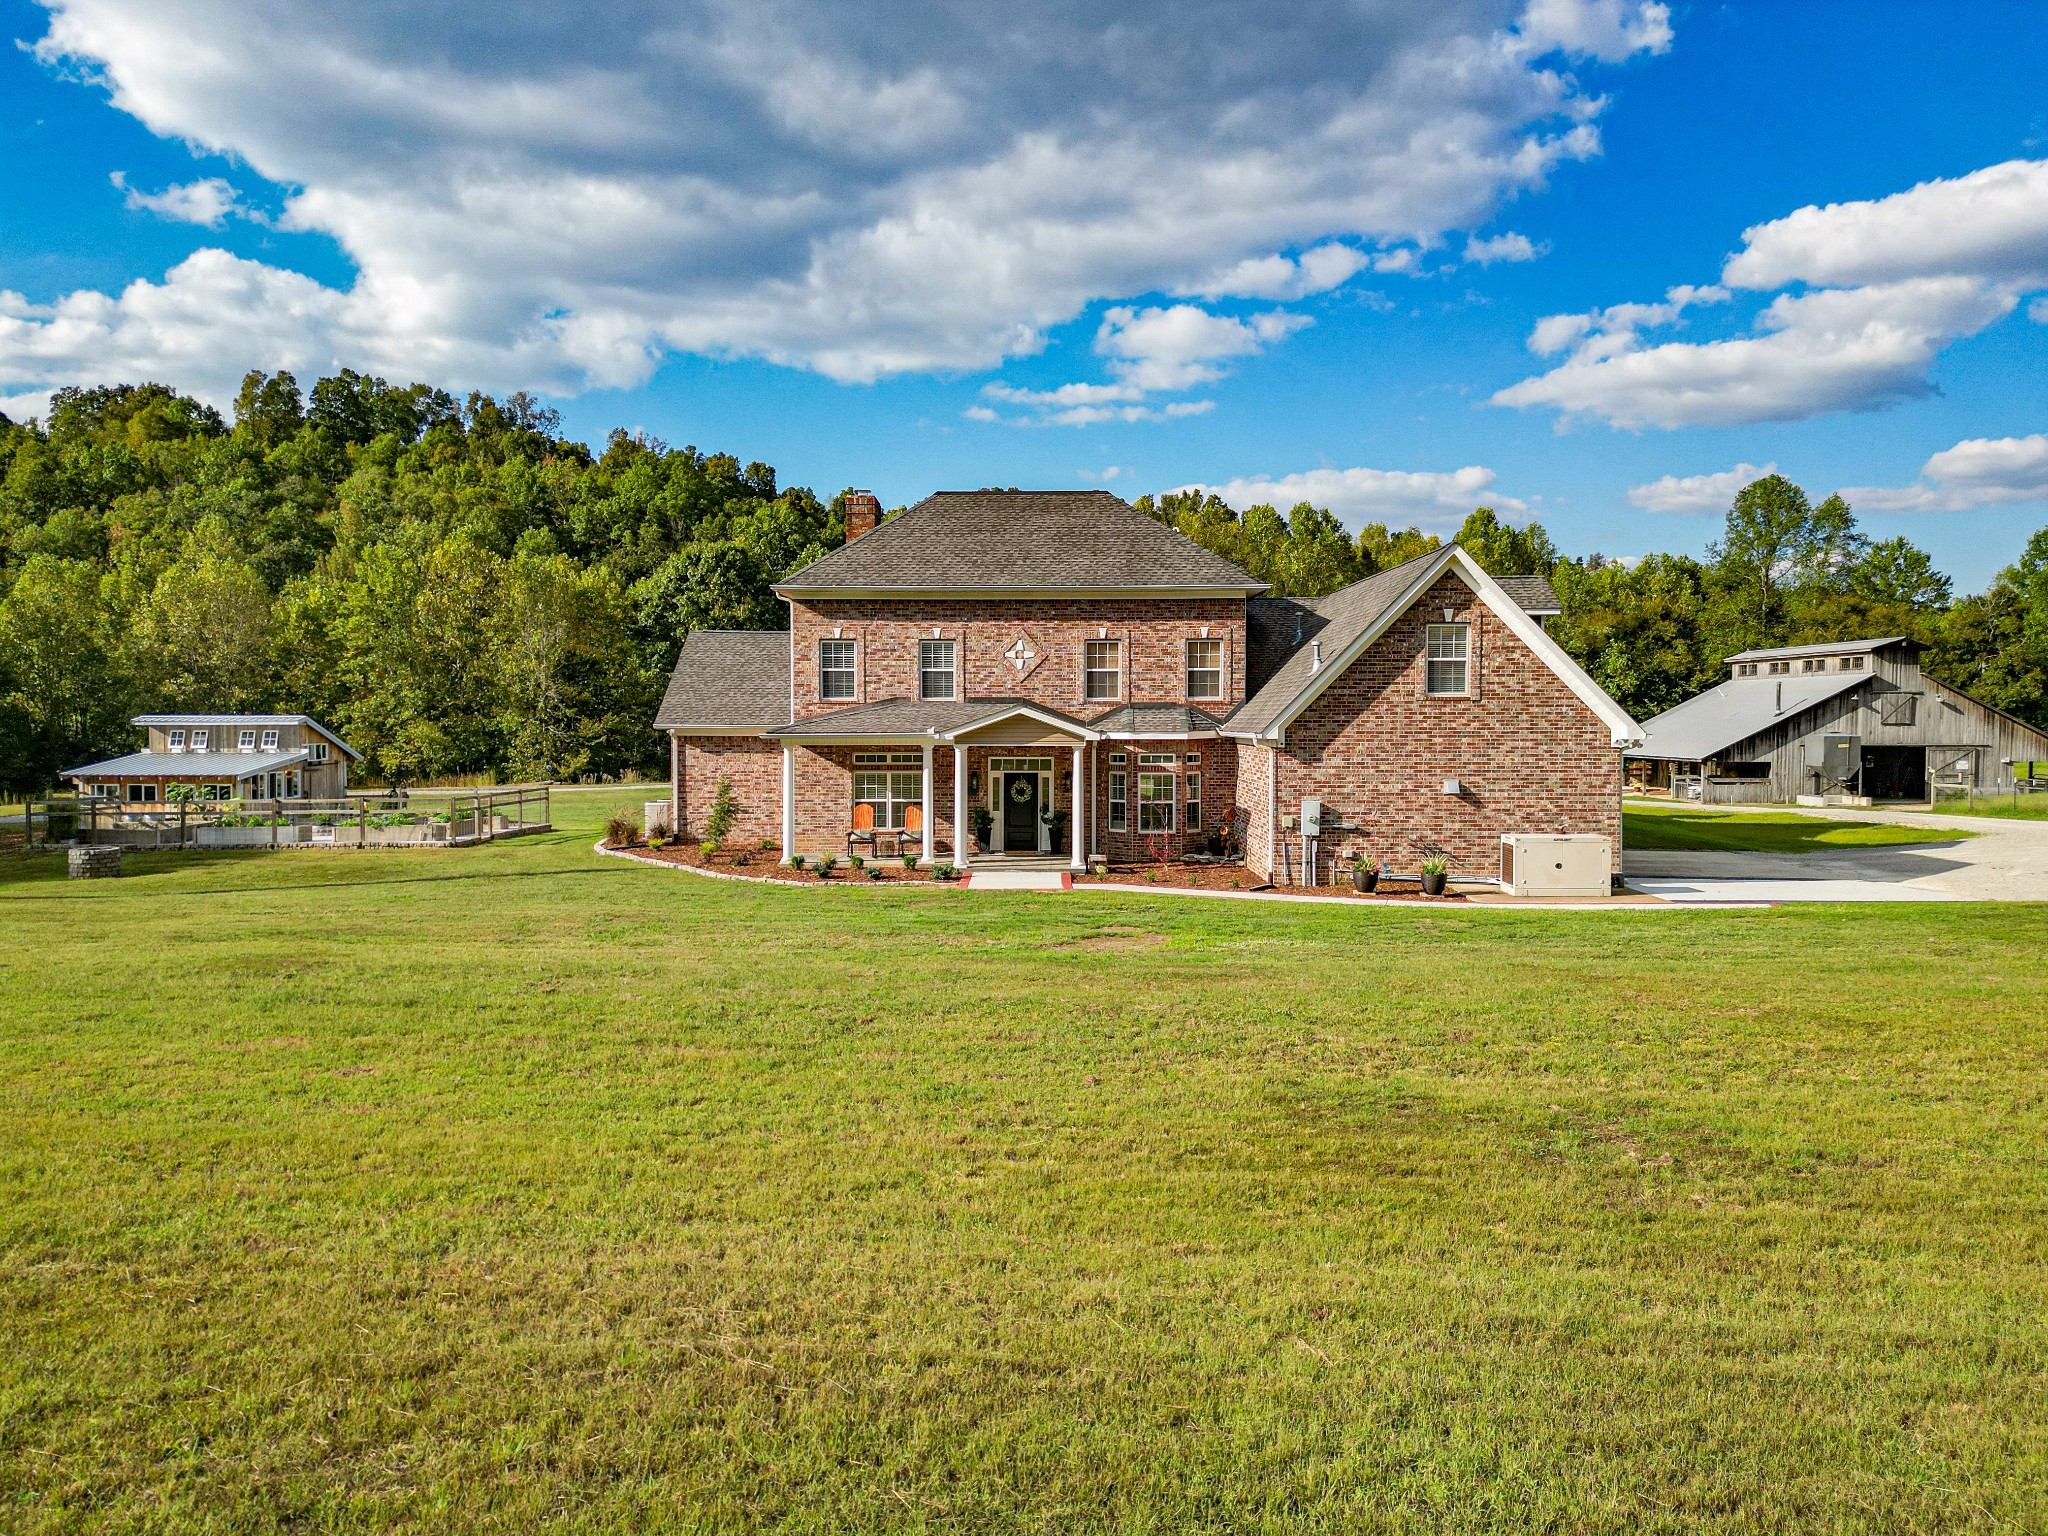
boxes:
[591,841,1697,909]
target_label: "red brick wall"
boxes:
[1233,742,1274,881]
[1273,574,1621,882]
[678,735,783,845]
[1089,739,1235,865]
[788,598,1247,720]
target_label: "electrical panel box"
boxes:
[1300,799,1323,836]
[1498,834,1612,898]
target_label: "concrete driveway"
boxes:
[1623,802,2048,901]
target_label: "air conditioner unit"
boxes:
[1499,834,1612,898]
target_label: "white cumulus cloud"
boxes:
[1494,157,2048,429]
[111,173,245,228]
[1182,464,1525,530]
[1627,461,1776,514]
[1463,231,1545,265]
[3,0,1676,405]
[1843,433,2048,512]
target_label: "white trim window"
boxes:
[126,782,160,803]
[1108,771,1128,831]
[191,728,209,751]
[261,728,281,750]
[853,751,921,829]
[201,783,234,801]
[1185,639,1223,701]
[1137,772,1176,831]
[919,639,957,701]
[1425,624,1469,696]
[238,729,258,751]
[1084,639,1121,701]
[88,782,118,799]
[1137,752,1176,768]
[167,729,186,752]
[1185,772,1202,831]
[309,741,330,763]
[820,639,857,701]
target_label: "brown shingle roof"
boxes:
[653,631,790,730]
[762,698,1098,739]
[1492,574,1561,615]
[773,491,1266,594]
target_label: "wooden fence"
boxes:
[26,784,551,851]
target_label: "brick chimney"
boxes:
[844,490,882,541]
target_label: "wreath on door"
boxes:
[1009,779,1033,802]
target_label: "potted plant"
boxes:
[1350,852,1379,894]
[1419,854,1449,896]
[1041,805,1069,853]
[971,804,993,853]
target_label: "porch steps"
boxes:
[962,867,1073,891]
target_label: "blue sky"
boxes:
[3,1,2047,586]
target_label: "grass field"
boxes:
[2,795,2044,1532]
[1622,801,1975,853]
[1926,793,2048,821]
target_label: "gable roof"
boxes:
[654,630,791,730]
[761,698,1098,741]
[1492,574,1560,615]
[1625,672,1867,761]
[1223,546,1640,748]
[132,713,361,760]
[1724,636,1908,664]
[773,490,1267,596]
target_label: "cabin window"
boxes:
[819,639,857,701]
[238,729,257,750]
[191,729,209,750]
[1137,773,1176,831]
[261,729,280,750]
[1767,661,1790,675]
[1185,639,1223,701]
[1108,772,1128,831]
[308,741,329,763]
[1426,624,1470,696]
[167,729,186,751]
[1843,654,1865,670]
[919,639,956,701]
[201,783,233,801]
[1802,658,1824,672]
[88,782,118,799]
[1084,640,1121,701]
[1185,772,1202,831]
[126,782,159,803]
[1734,663,1758,677]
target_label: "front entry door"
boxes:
[1001,772,1040,851]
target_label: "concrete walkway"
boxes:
[1622,801,2048,901]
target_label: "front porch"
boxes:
[766,701,1100,871]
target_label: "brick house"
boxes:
[654,491,1639,883]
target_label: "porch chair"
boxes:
[847,801,879,860]
[900,803,949,861]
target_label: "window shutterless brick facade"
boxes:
[1256,574,1621,882]
[787,599,1246,720]
[674,735,785,843]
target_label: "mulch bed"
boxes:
[618,841,952,884]
[1075,863,1469,901]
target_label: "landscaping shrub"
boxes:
[933,862,956,881]
[699,840,717,858]
[703,777,738,847]
[817,855,838,878]
[902,854,918,871]
[848,854,864,872]
[605,812,638,848]
[789,854,807,871]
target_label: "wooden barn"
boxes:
[1626,637,2048,804]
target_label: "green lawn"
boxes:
[1924,792,2048,821]
[2,796,2043,1532]
[1623,800,1976,853]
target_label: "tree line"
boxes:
[1,370,2042,792]
[1140,482,2048,725]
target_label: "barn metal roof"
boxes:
[62,749,313,779]
[1625,672,1865,761]
[1723,636,1907,664]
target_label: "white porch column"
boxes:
[779,745,796,862]
[1069,743,1086,870]
[920,743,935,865]
[952,744,970,866]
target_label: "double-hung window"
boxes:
[168,729,186,751]
[1425,624,1469,696]
[1108,770,1128,831]
[1137,771,1176,832]
[919,639,956,701]
[1185,639,1223,701]
[1085,640,1121,701]
[820,639,857,701]
[1185,772,1202,831]
[852,751,922,829]
[261,729,280,750]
